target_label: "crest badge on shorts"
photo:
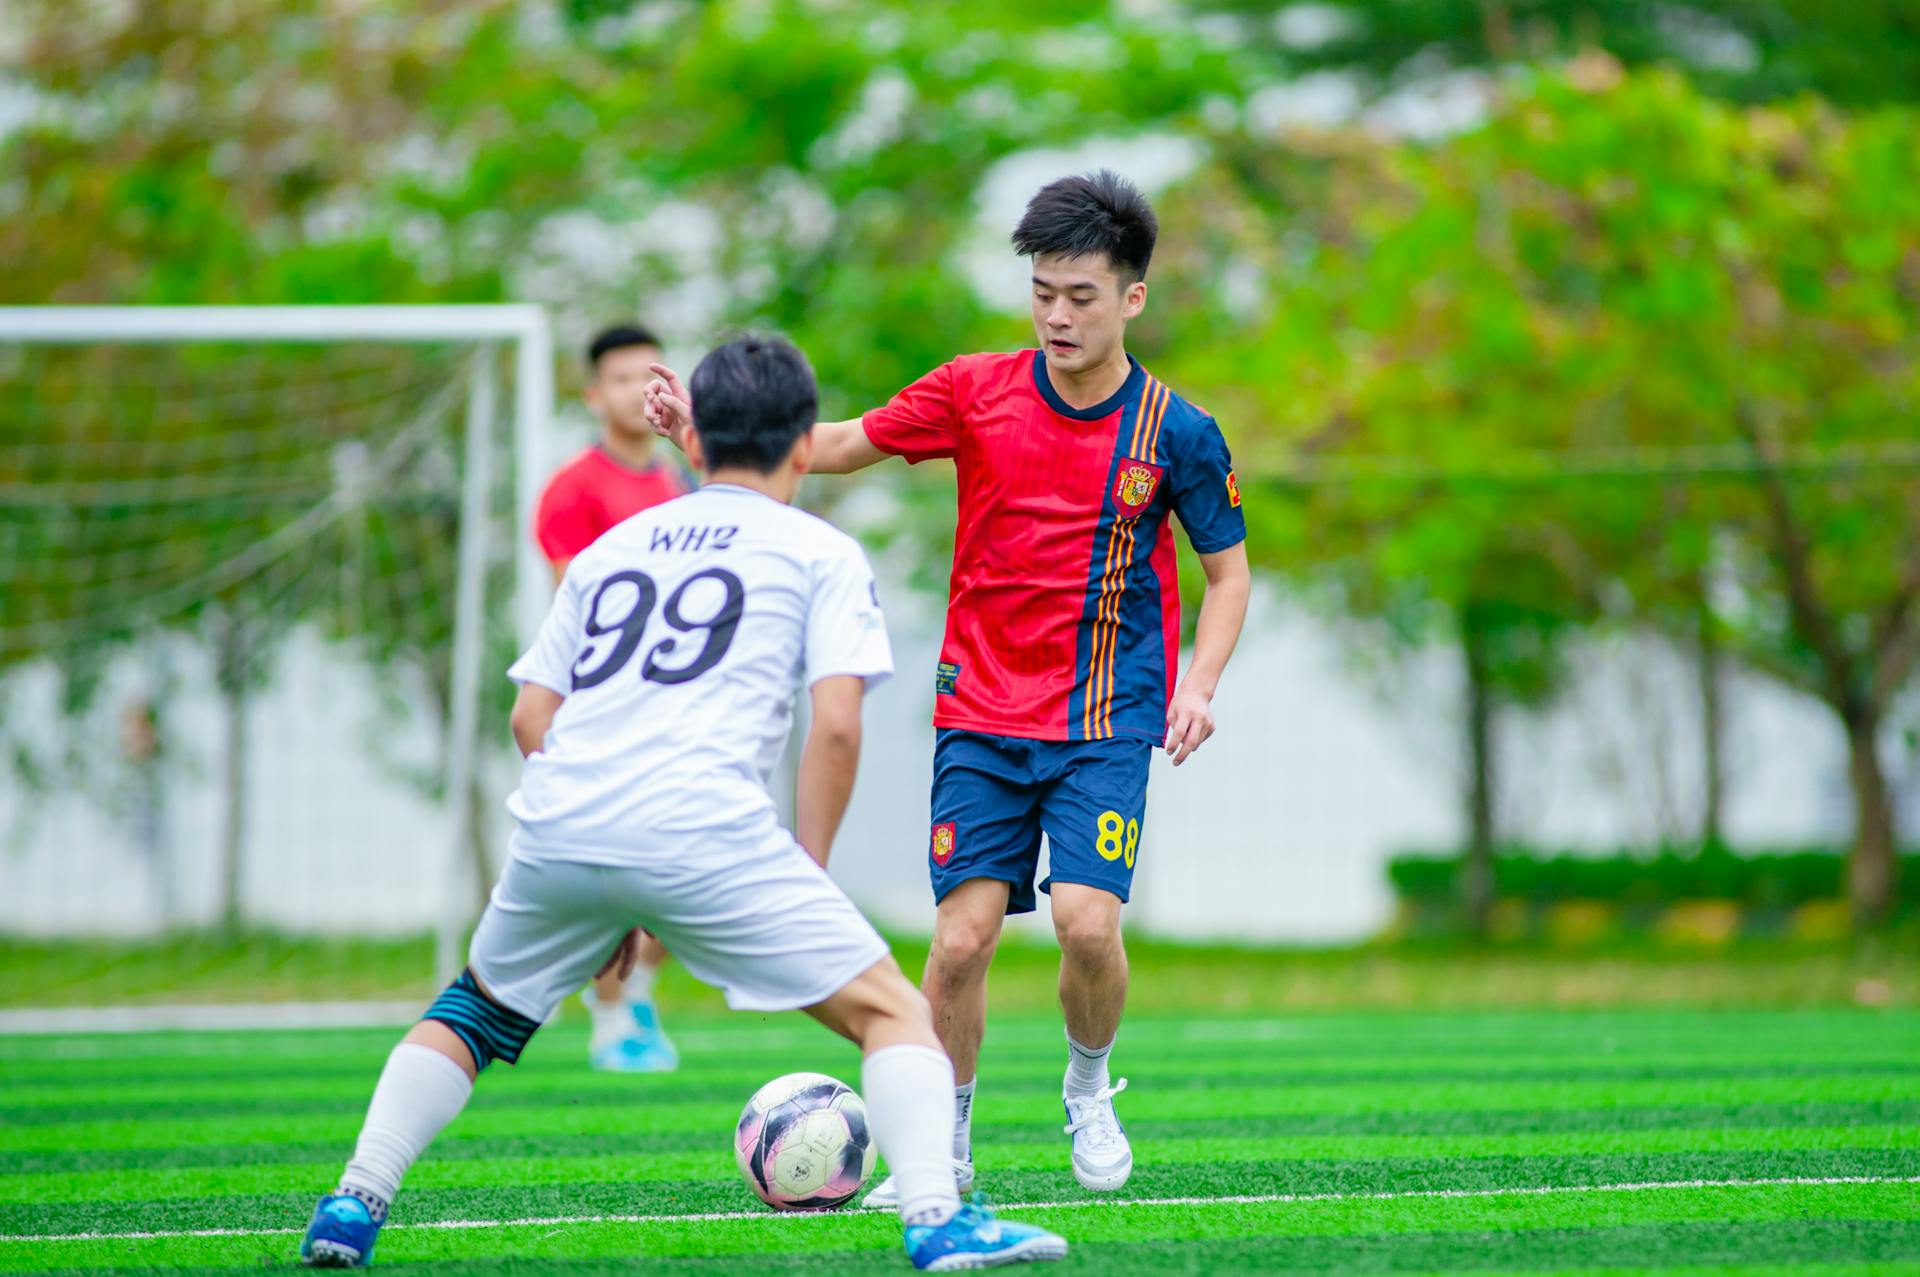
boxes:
[930,822,957,866]
[1112,460,1164,515]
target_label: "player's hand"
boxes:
[595,928,642,982]
[644,362,693,447]
[1164,686,1215,766]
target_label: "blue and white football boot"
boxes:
[299,1193,382,1268]
[587,994,679,1073]
[905,1194,1068,1270]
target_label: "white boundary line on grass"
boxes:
[0,1005,1321,1041]
[7,1174,1917,1245]
[0,1003,425,1035]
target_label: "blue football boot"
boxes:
[590,995,679,1073]
[905,1194,1068,1270]
[299,1193,381,1268]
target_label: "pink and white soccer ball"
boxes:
[734,1071,876,1210]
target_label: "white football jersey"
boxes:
[505,483,892,860]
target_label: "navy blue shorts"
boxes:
[927,729,1150,915]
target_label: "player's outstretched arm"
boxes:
[644,362,887,475]
[510,683,565,758]
[794,675,865,867]
[1166,542,1251,766]
[805,418,889,474]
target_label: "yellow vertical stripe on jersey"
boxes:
[1098,381,1166,737]
[1084,379,1160,739]
[1085,517,1128,738]
[1099,379,1170,737]
[1090,378,1169,739]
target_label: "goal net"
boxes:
[0,306,555,997]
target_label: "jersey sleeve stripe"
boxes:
[1090,377,1171,739]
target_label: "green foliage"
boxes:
[1202,0,1920,108]
[1389,845,1920,907]
[1167,64,1920,916]
[8,2,1920,930]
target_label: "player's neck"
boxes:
[1044,346,1133,410]
[597,429,656,472]
[703,466,799,505]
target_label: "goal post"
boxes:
[0,305,555,992]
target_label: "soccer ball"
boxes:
[734,1071,876,1210]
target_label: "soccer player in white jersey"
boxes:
[299,336,1068,1271]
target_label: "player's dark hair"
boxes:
[688,334,817,474]
[1011,170,1158,283]
[587,324,662,369]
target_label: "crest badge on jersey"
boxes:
[1226,469,1241,507]
[930,822,957,866]
[1112,460,1164,515]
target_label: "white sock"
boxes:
[339,1043,474,1209]
[952,1080,976,1162]
[625,961,658,1002]
[1065,1031,1113,1097]
[584,987,631,1052]
[862,1044,960,1227]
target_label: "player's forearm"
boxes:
[510,685,564,758]
[794,722,861,867]
[1180,558,1251,699]
[807,418,888,475]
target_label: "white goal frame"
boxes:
[0,305,556,981]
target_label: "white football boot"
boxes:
[1062,1077,1131,1191]
[861,1158,975,1209]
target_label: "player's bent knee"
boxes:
[931,917,1001,973]
[1054,909,1123,965]
[421,969,541,1071]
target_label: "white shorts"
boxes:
[468,824,891,1022]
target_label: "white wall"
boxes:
[2,579,1901,943]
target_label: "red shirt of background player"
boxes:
[533,447,690,570]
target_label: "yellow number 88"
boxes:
[1095,810,1141,869]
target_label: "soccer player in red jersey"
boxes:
[533,323,691,1072]
[646,173,1251,1197]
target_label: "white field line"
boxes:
[6,1174,1917,1246]
[0,1005,1327,1045]
[0,1003,426,1036]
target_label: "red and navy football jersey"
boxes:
[863,350,1245,744]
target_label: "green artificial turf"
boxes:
[1,1010,1916,1274]
[4,932,1914,1011]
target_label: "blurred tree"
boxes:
[1203,0,1920,109]
[1165,65,1920,924]
[0,0,1249,906]
[6,0,1920,932]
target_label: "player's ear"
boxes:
[789,428,815,477]
[684,423,708,473]
[1123,279,1147,320]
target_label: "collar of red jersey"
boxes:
[1029,350,1146,422]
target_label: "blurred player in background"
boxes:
[301,335,1068,1271]
[534,323,691,1072]
[647,171,1251,1203]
